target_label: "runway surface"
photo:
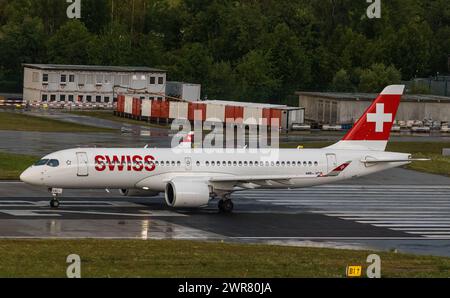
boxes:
[0,172,449,257]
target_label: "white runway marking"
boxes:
[238,185,450,239]
[0,201,146,208]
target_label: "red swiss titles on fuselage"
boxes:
[94,155,156,172]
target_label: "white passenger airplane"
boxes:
[20,85,427,212]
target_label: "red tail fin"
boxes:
[327,85,404,151]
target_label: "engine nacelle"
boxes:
[165,180,211,208]
[119,189,160,197]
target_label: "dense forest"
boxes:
[0,0,448,104]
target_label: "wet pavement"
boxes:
[0,168,449,257]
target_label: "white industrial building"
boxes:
[297,91,450,125]
[22,64,167,105]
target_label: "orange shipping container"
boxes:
[151,100,161,118]
[188,103,206,121]
[270,109,282,127]
[234,106,244,124]
[159,100,170,119]
[224,106,236,123]
[117,95,125,113]
[132,98,141,117]
[262,108,271,126]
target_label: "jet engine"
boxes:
[165,180,211,208]
[119,189,160,197]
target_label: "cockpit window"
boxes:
[34,159,49,166]
[47,159,60,167]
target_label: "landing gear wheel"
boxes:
[218,199,234,213]
[50,199,60,208]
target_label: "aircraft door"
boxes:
[326,154,337,173]
[76,152,89,177]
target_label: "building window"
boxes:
[158,77,164,84]
[96,96,102,103]
[60,95,66,102]
[32,72,39,83]
[69,75,75,83]
[78,95,84,102]
[96,75,103,85]
[150,77,156,84]
[68,95,74,102]
[50,95,56,102]
[42,94,48,102]
[104,97,110,103]
[43,74,49,82]
[61,75,67,83]
[86,96,92,102]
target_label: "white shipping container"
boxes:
[142,99,152,117]
[282,109,305,130]
[169,101,189,119]
[166,81,201,102]
[206,103,225,122]
[124,96,133,114]
[243,107,263,125]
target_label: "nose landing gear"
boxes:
[49,188,63,208]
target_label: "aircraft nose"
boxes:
[20,168,41,185]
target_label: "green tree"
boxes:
[165,43,213,85]
[205,61,237,100]
[47,20,94,65]
[331,69,354,92]
[358,63,402,93]
[235,50,280,102]
[263,23,311,100]
[0,17,46,86]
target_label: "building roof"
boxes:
[23,64,166,73]
[201,100,287,109]
[296,91,450,103]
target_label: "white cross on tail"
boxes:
[366,103,392,132]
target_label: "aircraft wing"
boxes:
[209,161,352,184]
[209,174,314,183]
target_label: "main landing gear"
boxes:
[218,196,234,213]
[49,188,63,208]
